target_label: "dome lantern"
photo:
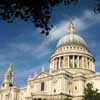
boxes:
[68,19,75,34]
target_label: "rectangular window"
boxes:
[41,82,44,91]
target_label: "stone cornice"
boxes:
[27,70,72,83]
[50,51,93,61]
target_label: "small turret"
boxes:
[2,64,14,88]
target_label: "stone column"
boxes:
[54,59,57,70]
[78,56,79,68]
[59,57,61,69]
[61,57,63,69]
[55,59,57,70]
[80,56,82,68]
[84,57,86,69]
[53,60,55,70]
[63,56,66,68]
[82,57,84,69]
[57,58,59,70]
[54,59,55,70]
[89,59,91,70]
[73,55,75,68]
[86,57,88,69]
[88,59,90,70]
[89,59,90,69]
[87,58,89,69]
[68,56,69,68]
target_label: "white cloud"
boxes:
[9,41,52,59]
[48,10,100,42]
[48,17,85,42]
[83,10,100,21]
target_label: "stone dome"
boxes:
[50,20,95,74]
[57,20,87,48]
[57,33,87,48]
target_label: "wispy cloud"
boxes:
[9,41,52,59]
[48,10,100,42]
[0,9,100,86]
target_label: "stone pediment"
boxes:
[35,72,49,79]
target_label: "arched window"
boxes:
[41,82,44,91]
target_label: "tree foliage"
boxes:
[63,98,72,100]
[94,0,100,14]
[0,0,78,35]
[84,83,100,100]
[0,0,100,35]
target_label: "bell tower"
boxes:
[1,64,14,88]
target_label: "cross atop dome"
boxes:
[68,19,75,34]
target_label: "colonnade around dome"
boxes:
[50,54,95,73]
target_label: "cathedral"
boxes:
[0,20,100,100]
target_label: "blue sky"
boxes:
[0,0,100,87]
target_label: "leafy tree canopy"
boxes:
[84,83,100,100]
[0,0,100,35]
[0,0,78,35]
[63,98,72,100]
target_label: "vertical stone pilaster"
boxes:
[84,57,86,69]
[89,59,90,70]
[54,59,57,70]
[60,57,63,69]
[52,60,54,71]
[87,58,89,69]
[55,58,57,70]
[89,59,91,70]
[54,59,55,70]
[63,56,66,68]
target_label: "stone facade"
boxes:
[0,20,100,100]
